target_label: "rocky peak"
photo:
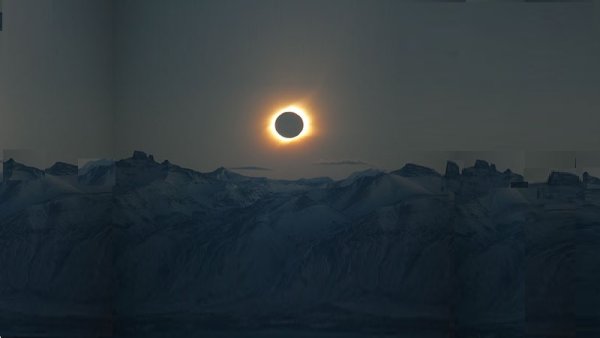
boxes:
[474,160,490,170]
[45,162,78,176]
[392,163,441,177]
[462,160,495,177]
[3,158,45,181]
[131,151,155,162]
[445,161,460,179]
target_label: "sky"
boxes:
[0,0,114,168]
[1,0,600,179]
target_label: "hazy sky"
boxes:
[0,0,114,167]
[2,0,600,178]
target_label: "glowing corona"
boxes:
[268,105,312,144]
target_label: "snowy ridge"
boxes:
[0,151,599,337]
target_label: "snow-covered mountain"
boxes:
[2,158,45,181]
[0,151,598,337]
[45,161,78,176]
[78,159,116,187]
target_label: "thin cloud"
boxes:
[229,166,272,171]
[314,160,370,166]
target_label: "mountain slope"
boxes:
[0,152,598,337]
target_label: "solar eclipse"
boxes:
[275,112,304,138]
[268,106,311,144]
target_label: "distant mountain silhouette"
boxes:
[391,163,441,177]
[3,158,45,181]
[45,161,78,176]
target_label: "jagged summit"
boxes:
[131,150,155,162]
[1,152,596,196]
[463,159,493,176]
[474,159,490,170]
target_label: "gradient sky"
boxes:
[1,0,599,178]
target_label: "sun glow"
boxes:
[267,105,312,144]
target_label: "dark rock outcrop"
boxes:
[458,160,524,200]
[474,159,490,170]
[547,171,580,186]
[445,161,460,179]
[392,163,441,177]
[132,150,150,161]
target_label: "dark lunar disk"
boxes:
[275,112,304,138]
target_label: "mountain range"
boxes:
[1,151,599,338]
